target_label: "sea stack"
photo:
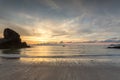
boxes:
[0,28,30,49]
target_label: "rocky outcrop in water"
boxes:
[0,28,30,49]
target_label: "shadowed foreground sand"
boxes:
[0,58,120,80]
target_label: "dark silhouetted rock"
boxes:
[0,28,30,49]
[108,44,120,49]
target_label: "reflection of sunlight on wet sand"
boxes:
[20,57,114,65]
[21,46,82,57]
[15,45,120,65]
[36,46,54,56]
[21,46,54,57]
[20,58,54,64]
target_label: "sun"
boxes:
[21,36,44,44]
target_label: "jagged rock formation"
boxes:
[0,28,30,49]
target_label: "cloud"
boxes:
[0,0,120,42]
[101,37,120,43]
[44,0,60,10]
[0,22,33,36]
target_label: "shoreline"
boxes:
[0,58,120,80]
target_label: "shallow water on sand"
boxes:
[0,43,120,65]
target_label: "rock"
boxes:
[107,44,120,49]
[4,28,20,39]
[0,28,30,49]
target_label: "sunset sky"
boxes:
[0,0,120,43]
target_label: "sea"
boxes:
[0,43,120,65]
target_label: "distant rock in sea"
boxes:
[0,28,30,49]
[107,44,120,49]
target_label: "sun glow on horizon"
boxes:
[21,36,90,44]
[21,36,50,44]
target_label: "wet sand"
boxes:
[0,58,120,80]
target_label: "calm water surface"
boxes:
[0,43,120,64]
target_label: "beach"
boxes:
[0,45,120,80]
[0,0,120,79]
[0,58,120,80]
